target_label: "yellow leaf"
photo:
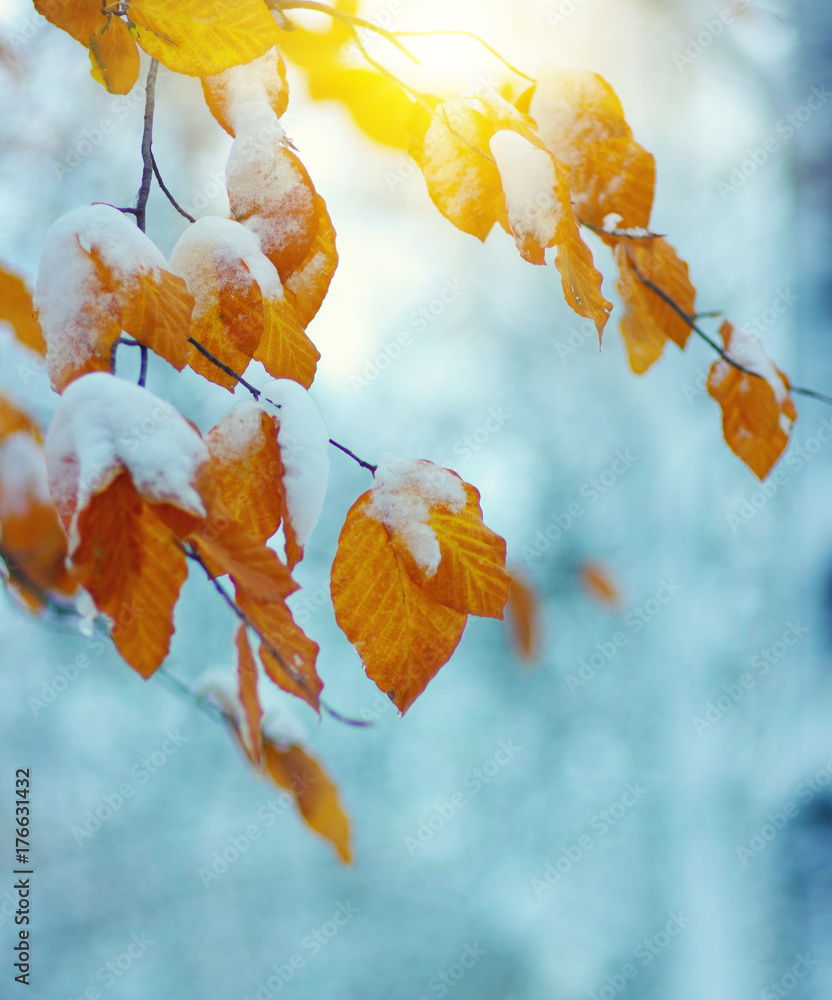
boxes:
[0,265,46,355]
[307,66,413,149]
[127,0,280,78]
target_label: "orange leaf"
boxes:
[34,1,139,94]
[0,265,45,355]
[331,490,467,714]
[202,47,289,137]
[255,294,320,388]
[236,626,263,765]
[88,14,140,95]
[391,478,510,619]
[237,585,323,713]
[553,179,612,341]
[707,321,797,479]
[614,237,696,374]
[35,205,193,393]
[409,98,504,242]
[283,194,338,328]
[505,570,541,662]
[72,472,187,677]
[579,561,621,608]
[263,740,352,863]
[0,432,75,608]
[205,404,283,544]
[0,393,41,443]
[530,68,655,231]
[194,516,296,603]
[227,138,319,283]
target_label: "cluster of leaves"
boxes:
[0,0,817,858]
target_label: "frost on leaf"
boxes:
[331,457,509,714]
[530,67,656,231]
[707,321,797,480]
[202,47,289,138]
[35,205,193,394]
[170,217,319,390]
[613,237,696,374]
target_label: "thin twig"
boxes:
[393,29,534,82]
[627,255,832,407]
[134,59,159,234]
[187,336,377,471]
[151,151,196,223]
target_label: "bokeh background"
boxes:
[1,0,830,997]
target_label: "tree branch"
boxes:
[134,59,158,234]
[151,151,196,223]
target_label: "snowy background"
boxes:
[1,0,831,998]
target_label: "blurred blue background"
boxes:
[1,0,830,997]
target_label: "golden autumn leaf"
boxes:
[331,492,467,714]
[409,98,504,241]
[613,237,696,374]
[263,740,352,863]
[127,0,280,79]
[0,429,76,608]
[34,205,193,393]
[227,136,319,282]
[202,47,289,137]
[282,193,338,329]
[389,479,510,619]
[553,182,613,341]
[205,404,283,544]
[505,570,541,663]
[0,393,41,443]
[0,265,46,355]
[236,626,263,765]
[72,472,188,677]
[530,67,656,231]
[237,584,323,713]
[579,560,621,608]
[45,373,211,676]
[34,0,139,94]
[255,294,320,389]
[707,321,797,480]
[331,458,509,713]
